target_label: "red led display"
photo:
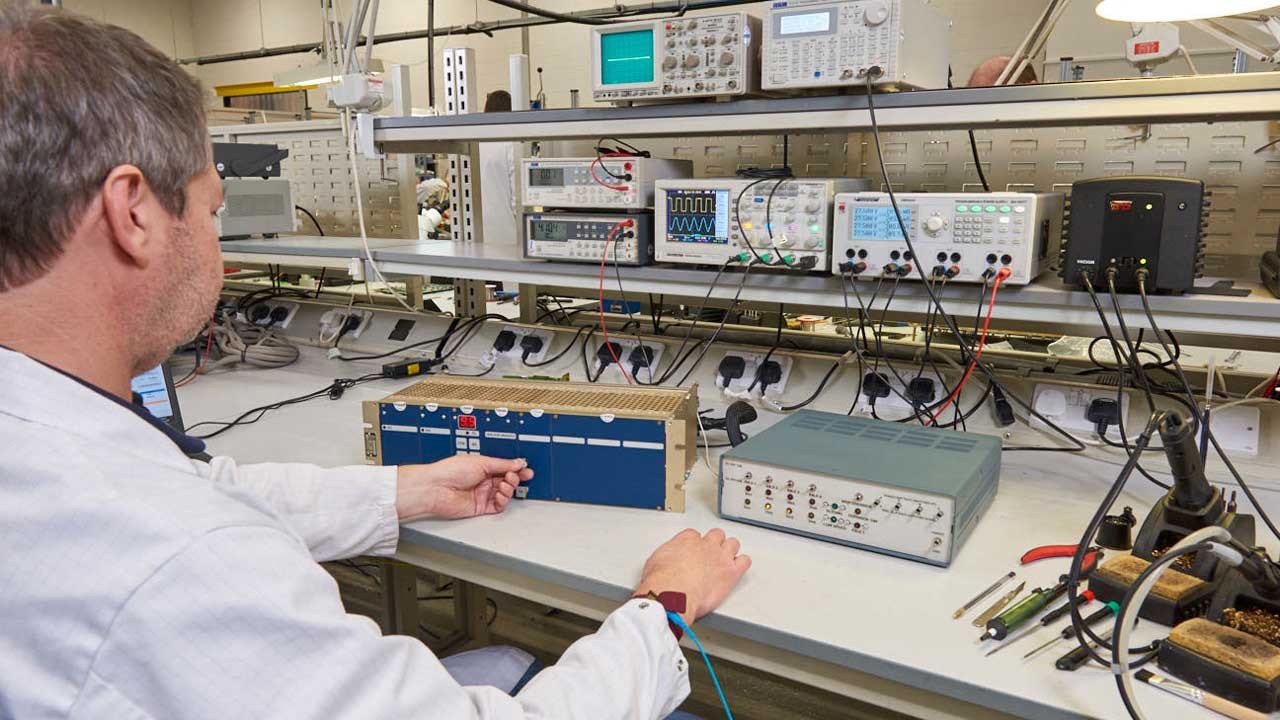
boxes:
[457,415,477,430]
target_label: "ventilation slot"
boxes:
[388,377,688,416]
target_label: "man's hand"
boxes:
[634,528,750,627]
[396,456,533,521]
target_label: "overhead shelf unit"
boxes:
[219,73,1280,346]
[220,236,1280,342]
[373,73,1280,151]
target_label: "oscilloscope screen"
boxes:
[665,189,730,244]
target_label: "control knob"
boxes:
[802,235,818,249]
[703,35,716,46]
[804,201,820,213]
[662,56,678,71]
[683,54,701,69]
[666,39,676,48]
[720,51,735,66]
[864,0,890,25]
[722,33,734,45]
[924,214,947,236]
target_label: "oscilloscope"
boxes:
[590,13,762,104]
[654,177,869,270]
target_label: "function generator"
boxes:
[761,0,951,92]
[521,157,692,211]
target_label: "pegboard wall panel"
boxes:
[555,134,859,178]
[859,121,1280,274]
[218,127,409,239]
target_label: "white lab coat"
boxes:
[0,347,690,719]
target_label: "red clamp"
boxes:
[1021,544,1102,575]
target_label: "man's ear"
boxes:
[101,165,164,270]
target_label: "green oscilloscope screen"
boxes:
[600,29,655,85]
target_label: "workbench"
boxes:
[179,344,1280,720]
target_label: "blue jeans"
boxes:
[442,646,702,719]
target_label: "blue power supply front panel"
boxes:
[365,377,695,512]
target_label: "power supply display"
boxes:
[522,211,653,266]
[719,411,1000,566]
[762,0,951,92]
[521,157,693,210]
[591,13,762,104]
[363,377,699,512]
[831,192,1065,285]
[654,177,870,271]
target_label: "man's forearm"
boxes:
[200,457,399,561]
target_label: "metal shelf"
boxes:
[220,236,1280,342]
[375,73,1280,151]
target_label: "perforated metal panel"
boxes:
[210,121,412,239]
[385,376,692,419]
[444,48,482,243]
[860,121,1280,273]
[642,134,859,178]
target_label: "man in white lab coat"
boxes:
[0,6,750,719]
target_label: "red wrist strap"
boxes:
[633,591,688,640]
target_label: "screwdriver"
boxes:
[1023,602,1121,659]
[979,580,1068,642]
[982,591,1096,657]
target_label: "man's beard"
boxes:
[130,222,221,375]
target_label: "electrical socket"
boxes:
[241,301,299,329]
[592,337,665,384]
[1209,405,1260,457]
[714,352,794,398]
[318,308,373,340]
[1031,384,1132,436]
[849,367,948,416]
[491,325,554,364]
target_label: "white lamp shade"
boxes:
[1096,0,1278,22]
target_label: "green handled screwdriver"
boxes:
[983,591,1097,658]
[1023,602,1121,659]
[979,580,1068,642]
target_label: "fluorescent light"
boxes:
[1096,0,1278,22]
[274,59,384,89]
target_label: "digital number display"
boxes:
[851,207,913,241]
[666,189,730,244]
[529,167,565,187]
[530,220,569,241]
[600,29,655,86]
[457,415,477,430]
[779,11,832,36]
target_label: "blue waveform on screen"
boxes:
[669,215,719,236]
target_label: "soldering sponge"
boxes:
[1095,554,1205,602]
[1168,618,1280,682]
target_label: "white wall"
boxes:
[189,0,522,113]
[1043,1,1241,79]
[63,0,195,59]
[175,0,1229,114]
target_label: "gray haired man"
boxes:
[0,6,749,719]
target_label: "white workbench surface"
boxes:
[178,347,1276,720]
